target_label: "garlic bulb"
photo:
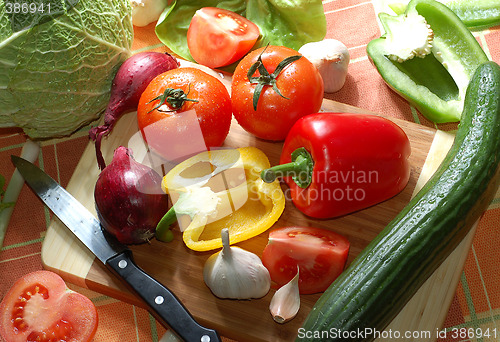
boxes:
[269,268,300,323]
[131,0,168,27]
[203,228,271,299]
[299,39,350,93]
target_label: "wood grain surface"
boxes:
[40,65,473,342]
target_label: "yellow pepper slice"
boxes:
[156,147,285,251]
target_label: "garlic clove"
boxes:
[269,267,300,324]
[131,0,168,27]
[299,39,350,93]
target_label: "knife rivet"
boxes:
[201,335,210,342]
[118,260,128,269]
[155,296,164,305]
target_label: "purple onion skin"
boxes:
[90,52,179,171]
[94,146,169,244]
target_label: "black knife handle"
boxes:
[106,250,221,342]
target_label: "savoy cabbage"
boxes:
[0,0,133,139]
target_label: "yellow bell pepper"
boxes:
[156,147,285,251]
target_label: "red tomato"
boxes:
[262,226,350,294]
[0,271,98,342]
[231,45,324,141]
[137,67,232,162]
[187,7,260,68]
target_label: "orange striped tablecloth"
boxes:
[1,1,499,341]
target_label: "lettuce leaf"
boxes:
[155,0,326,69]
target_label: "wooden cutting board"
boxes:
[41,64,476,342]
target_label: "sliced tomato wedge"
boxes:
[262,226,350,294]
[0,271,98,342]
[187,7,260,68]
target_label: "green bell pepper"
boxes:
[367,0,489,123]
[388,0,500,30]
[444,0,500,29]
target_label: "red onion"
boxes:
[89,52,179,170]
[94,146,169,244]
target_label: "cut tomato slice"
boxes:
[0,271,98,342]
[262,226,350,294]
[187,7,260,68]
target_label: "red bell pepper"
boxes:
[261,112,411,219]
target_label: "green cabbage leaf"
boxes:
[0,0,133,139]
[155,0,326,71]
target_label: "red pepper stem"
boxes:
[260,147,313,188]
[155,206,176,242]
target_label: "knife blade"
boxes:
[11,155,221,342]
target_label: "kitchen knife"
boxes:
[11,155,221,342]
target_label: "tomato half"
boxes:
[0,271,98,342]
[137,67,232,162]
[187,7,260,68]
[262,226,350,294]
[231,45,324,141]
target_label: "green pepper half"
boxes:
[367,0,489,123]
[389,0,500,30]
[445,0,500,29]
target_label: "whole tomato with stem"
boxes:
[137,67,232,162]
[231,45,324,141]
[0,271,98,342]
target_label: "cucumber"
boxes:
[298,61,500,341]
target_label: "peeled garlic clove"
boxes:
[269,268,300,324]
[299,39,350,93]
